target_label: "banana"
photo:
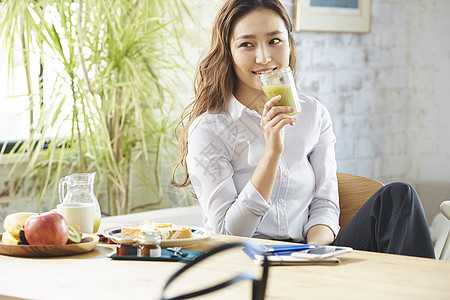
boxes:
[2,231,21,245]
[3,212,37,236]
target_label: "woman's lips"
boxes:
[252,68,276,75]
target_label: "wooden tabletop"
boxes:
[0,221,449,300]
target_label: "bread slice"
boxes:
[120,226,143,238]
[121,221,192,240]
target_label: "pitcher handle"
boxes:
[58,177,66,204]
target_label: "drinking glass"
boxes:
[259,66,301,115]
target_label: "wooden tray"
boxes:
[0,233,99,257]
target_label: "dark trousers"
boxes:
[332,182,435,259]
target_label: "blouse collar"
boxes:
[228,94,261,121]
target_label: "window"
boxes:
[0,43,33,142]
[0,7,76,152]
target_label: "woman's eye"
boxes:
[239,42,252,48]
[269,38,281,44]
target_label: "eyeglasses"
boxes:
[161,242,269,300]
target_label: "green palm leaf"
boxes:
[0,0,199,215]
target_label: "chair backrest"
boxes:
[439,201,450,260]
[337,172,384,234]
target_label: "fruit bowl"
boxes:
[0,233,99,257]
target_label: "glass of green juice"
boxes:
[258,66,300,115]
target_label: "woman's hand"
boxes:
[306,225,335,246]
[261,95,298,156]
[250,95,297,202]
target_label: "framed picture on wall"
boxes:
[295,0,372,33]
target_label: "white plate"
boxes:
[102,225,211,248]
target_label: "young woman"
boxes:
[172,0,435,258]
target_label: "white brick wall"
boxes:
[282,0,450,220]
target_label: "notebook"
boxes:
[242,244,340,266]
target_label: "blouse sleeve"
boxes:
[303,102,341,237]
[186,122,271,236]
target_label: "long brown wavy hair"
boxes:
[171,0,297,188]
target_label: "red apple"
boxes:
[24,212,69,246]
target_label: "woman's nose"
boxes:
[255,45,272,64]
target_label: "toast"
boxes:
[121,220,192,240]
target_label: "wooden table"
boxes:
[0,220,449,300]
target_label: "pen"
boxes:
[262,244,318,253]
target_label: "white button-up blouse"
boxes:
[186,93,340,242]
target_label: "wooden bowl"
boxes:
[0,233,99,257]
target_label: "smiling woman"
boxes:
[171,0,327,242]
[230,8,291,114]
[171,0,435,259]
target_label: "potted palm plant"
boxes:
[0,0,196,215]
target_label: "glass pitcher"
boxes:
[59,172,101,233]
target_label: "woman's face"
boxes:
[230,8,290,101]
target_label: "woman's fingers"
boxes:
[261,95,297,131]
[260,96,298,155]
[274,115,298,129]
[263,106,294,125]
[266,113,297,128]
[262,95,281,117]
[262,113,297,133]
[263,105,296,123]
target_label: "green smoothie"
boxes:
[262,83,300,115]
